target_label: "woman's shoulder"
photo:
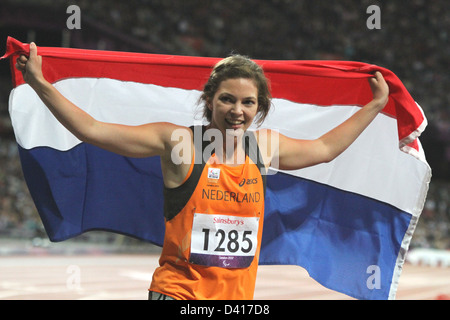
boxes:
[253,128,281,168]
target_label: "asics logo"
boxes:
[239,178,258,187]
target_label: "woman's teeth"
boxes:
[226,119,244,125]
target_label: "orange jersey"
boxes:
[150,126,267,300]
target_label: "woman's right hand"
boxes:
[15,42,45,88]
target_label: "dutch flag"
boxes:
[2,37,431,300]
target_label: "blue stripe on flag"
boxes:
[18,144,166,245]
[18,143,411,299]
[261,172,412,299]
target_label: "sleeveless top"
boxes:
[150,125,267,300]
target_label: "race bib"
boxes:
[190,213,259,268]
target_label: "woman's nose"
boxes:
[231,102,243,114]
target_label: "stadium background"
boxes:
[0,0,448,299]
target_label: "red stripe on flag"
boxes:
[2,37,424,148]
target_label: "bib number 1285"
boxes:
[190,213,259,268]
[201,228,253,254]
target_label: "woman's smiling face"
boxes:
[208,77,259,135]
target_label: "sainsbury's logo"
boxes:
[213,216,244,226]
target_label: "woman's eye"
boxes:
[220,96,233,103]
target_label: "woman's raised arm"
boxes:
[15,42,177,159]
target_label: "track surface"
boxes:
[1,254,449,300]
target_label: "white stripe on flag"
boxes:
[9,78,429,216]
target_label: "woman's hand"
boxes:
[15,42,45,88]
[368,71,389,111]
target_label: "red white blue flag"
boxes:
[2,37,430,300]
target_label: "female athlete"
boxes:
[16,42,388,300]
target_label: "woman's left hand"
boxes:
[368,71,389,111]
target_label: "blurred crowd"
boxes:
[0,0,448,249]
[0,137,45,239]
[78,0,449,121]
[414,181,450,250]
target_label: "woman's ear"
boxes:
[206,97,213,111]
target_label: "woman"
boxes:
[16,43,389,300]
